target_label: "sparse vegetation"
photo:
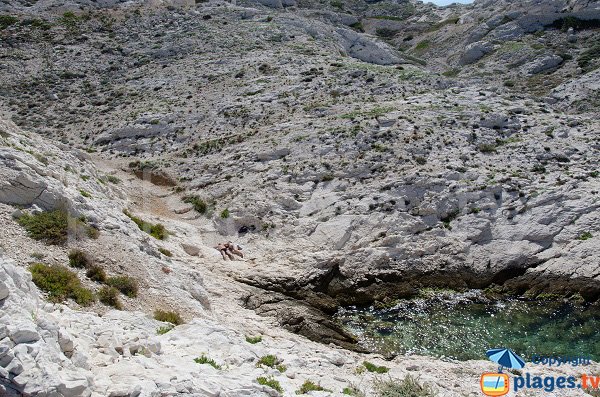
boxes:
[86,265,107,283]
[154,309,184,325]
[79,189,92,198]
[256,377,283,393]
[296,380,327,394]
[375,375,437,397]
[577,232,593,241]
[220,208,230,219]
[29,263,95,306]
[123,210,168,240]
[245,335,263,344]
[17,210,98,245]
[106,275,138,298]
[343,387,365,396]
[194,354,222,369]
[68,249,91,269]
[183,195,207,214]
[363,361,389,374]
[98,286,122,309]
[156,325,174,335]
[415,40,430,51]
[0,15,19,30]
[158,247,173,257]
[257,355,280,368]
[106,175,121,184]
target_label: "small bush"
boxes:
[578,232,593,241]
[79,189,92,198]
[68,249,91,269]
[123,210,168,240]
[363,361,389,374]
[343,387,365,396]
[296,380,327,394]
[220,208,230,219]
[183,195,207,214]
[106,275,138,298]
[257,355,280,368]
[0,15,19,30]
[194,354,222,369]
[245,335,262,344]
[86,265,107,283]
[376,375,437,397]
[18,210,69,245]
[256,377,283,393]
[98,286,122,309]
[106,175,121,184]
[18,210,98,245]
[478,143,497,153]
[29,263,95,306]
[157,325,174,335]
[154,309,184,325]
[158,247,173,257]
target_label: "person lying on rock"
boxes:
[216,242,235,261]
[225,241,244,259]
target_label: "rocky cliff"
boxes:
[0,0,599,395]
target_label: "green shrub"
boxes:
[376,375,437,397]
[343,387,365,396]
[578,44,600,71]
[68,249,91,269]
[220,208,230,219]
[442,69,460,78]
[86,265,107,283]
[98,286,122,309]
[257,355,280,368]
[478,143,497,153]
[578,232,593,241]
[79,190,92,198]
[245,335,262,344]
[194,354,222,369]
[363,361,389,374]
[106,275,138,298]
[18,210,68,245]
[415,40,430,51]
[123,210,168,240]
[157,325,174,335]
[183,195,207,214]
[154,309,184,325]
[0,15,19,30]
[106,175,121,184]
[256,377,283,393]
[296,380,327,394]
[17,210,98,245]
[158,247,173,257]
[29,263,95,306]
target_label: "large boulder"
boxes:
[336,28,402,65]
[460,41,494,65]
[525,55,563,75]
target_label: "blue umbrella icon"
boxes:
[486,348,526,373]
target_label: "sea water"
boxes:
[335,292,600,361]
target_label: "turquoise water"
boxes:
[335,292,600,362]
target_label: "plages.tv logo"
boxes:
[480,348,526,396]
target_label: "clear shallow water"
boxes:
[335,292,600,362]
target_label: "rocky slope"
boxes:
[0,0,599,395]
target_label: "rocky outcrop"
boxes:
[525,55,563,75]
[460,41,494,64]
